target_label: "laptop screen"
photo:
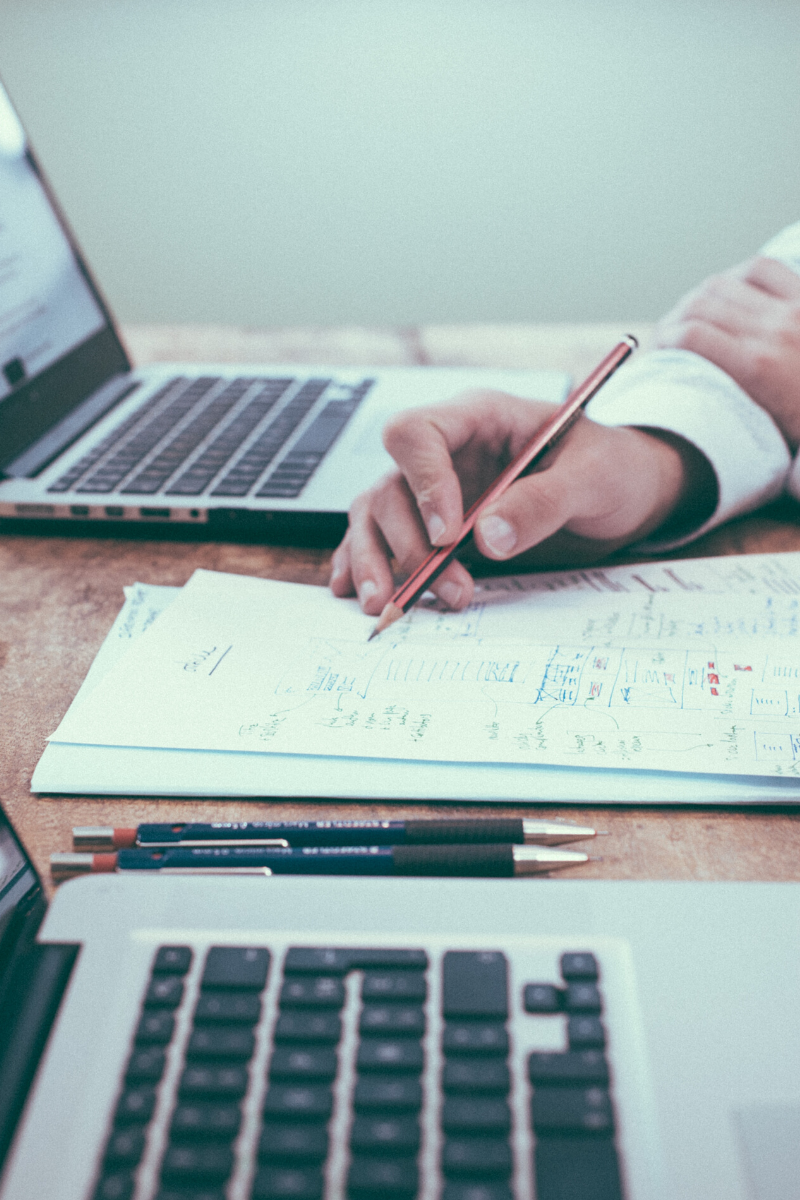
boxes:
[0,809,37,940]
[0,80,129,472]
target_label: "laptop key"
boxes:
[442,1185,513,1200]
[531,1086,614,1135]
[441,1097,511,1134]
[560,953,599,981]
[194,991,261,1024]
[262,1084,334,1121]
[104,1127,146,1166]
[170,1101,242,1140]
[179,1064,249,1098]
[251,1165,324,1200]
[93,1170,135,1200]
[259,1122,329,1164]
[161,1142,234,1183]
[528,1050,610,1086]
[360,1005,425,1038]
[156,1190,225,1200]
[126,1046,167,1082]
[283,947,353,974]
[269,1047,338,1081]
[442,952,508,1020]
[153,946,193,974]
[441,1137,512,1179]
[362,972,427,1003]
[273,1012,342,1044]
[442,1059,510,1094]
[350,1114,420,1155]
[357,1039,424,1074]
[135,1010,175,1044]
[347,1155,419,1198]
[567,1016,606,1050]
[442,1023,508,1056]
[353,1077,423,1113]
[186,1026,256,1060]
[279,976,345,1009]
[115,1086,157,1124]
[201,946,270,990]
[523,983,562,1014]
[534,1137,622,1200]
[564,982,602,1013]
[144,975,184,1008]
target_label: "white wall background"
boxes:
[2,0,799,327]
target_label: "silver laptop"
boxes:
[1,805,798,1200]
[0,80,568,540]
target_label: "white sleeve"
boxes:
[586,348,790,552]
[759,220,800,502]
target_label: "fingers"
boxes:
[330,474,474,615]
[739,255,800,301]
[381,410,467,545]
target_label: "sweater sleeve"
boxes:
[759,221,800,503]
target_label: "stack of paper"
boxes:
[33,553,800,804]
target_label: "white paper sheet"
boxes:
[49,562,800,780]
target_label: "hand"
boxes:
[656,255,800,449]
[330,391,715,614]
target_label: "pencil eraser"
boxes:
[114,828,138,849]
[92,853,118,873]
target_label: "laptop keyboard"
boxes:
[47,376,373,500]
[91,940,627,1200]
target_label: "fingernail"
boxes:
[479,515,517,556]
[330,562,345,582]
[359,580,378,606]
[426,513,446,544]
[437,580,463,609]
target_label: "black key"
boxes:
[535,1137,622,1200]
[283,948,353,974]
[171,1102,241,1140]
[94,1172,134,1200]
[347,1156,419,1198]
[269,1047,338,1081]
[154,946,193,974]
[259,1122,329,1164]
[523,983,562,1014]
[442,1059,510,1094]
[362,972,427,1003]
[186,1026,256,1061]
[144,975,184,1008]
[441,1097,511,1134]
[443,1185,513,1200]
[179,1064,249,1098]
[104,1127,146,1166]
[262,1084,334,1121]
[352,949,428,970]
[360,1006,425,1038]
[568,1016,606,1050]
[195,991,261,1024]
[441,1137,512,1179]
[135,1010,175,1044]
[161,1142,234,1183]
[353,1077,423,1113]
[529,1050,609,1086]
[564,982,602,1013]
[442,952,508,1020]
[126,1046,167,1083]
[357,1040,423,1073]
[273,1012,342,1044]
[560,952,599,982]
[251,1165,324,1199]
[442,1023,508,1056]
[115,1086,157,1124]
[156,1190,225,1200]
[201,947,270,990]
[350,1114,420,1154]
[279,977,345,1009]
[531,1086,614,1135]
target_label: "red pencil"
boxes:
[369,335,639,640]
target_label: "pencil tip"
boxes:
[367,601,404,641]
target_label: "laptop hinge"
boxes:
[3,374,139,479]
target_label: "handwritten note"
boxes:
[50,561,800,779]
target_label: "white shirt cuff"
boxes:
[587,348,790,551]
[760,220,800,493]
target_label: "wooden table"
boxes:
[3,322,800,895]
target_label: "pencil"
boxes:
[369,335,638,639]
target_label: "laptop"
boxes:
[0,80,568,542]
[1,804,798,1200]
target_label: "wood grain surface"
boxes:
[3,323,800,894]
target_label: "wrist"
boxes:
[631,427,718,542]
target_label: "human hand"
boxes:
[656,256,800,449]
[329,391,714,614]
